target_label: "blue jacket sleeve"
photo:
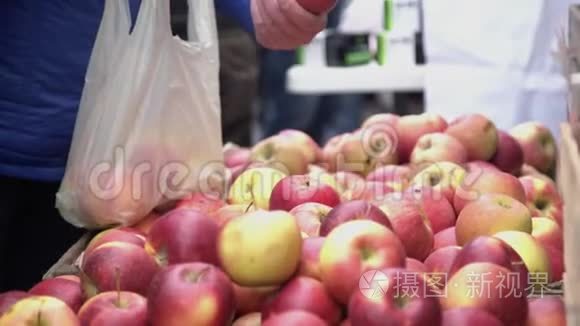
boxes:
[215,0,255,34]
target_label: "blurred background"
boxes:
[169,0,575,146]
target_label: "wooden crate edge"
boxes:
[558,122,580,324]
[43,231,96,280]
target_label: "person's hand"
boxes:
[251,0,327,50]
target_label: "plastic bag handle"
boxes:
[88,0,132,79]
[186,0,219,49]
[129,0,173,42]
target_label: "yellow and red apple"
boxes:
[218,210,302,287]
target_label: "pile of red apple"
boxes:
[0,113,567,326]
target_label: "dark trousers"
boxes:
[0,176,84,292]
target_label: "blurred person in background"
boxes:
[258,0,366,145]
[0,0,325,292]
[422,0,576,140]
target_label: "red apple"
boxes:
[410,132,468,165]
[455,193,532,246]
[490,130,525,175]
[464,160,500,174]
[442,308,503,326]
[233,312,262,326]
[29,277,83,312]
[78,291,147,326]
[132,211,161,236]
[262,310,327,326]
[396,113,448,163]
[493,231,552,285]
[453,169,527,213]
[233,284,279,316]
[227,164,250,187]
[409,161,467,203]
[212,204,255,228]
[406,258,428,274]
[81,242,160,298]
[85,227,146,256]
[423,246,461,289]
[332,126,399,175]
[146,208,220,266]
[289,203,332,237]
[449,236,529,291]
[348,267,442,326]
[520,175,564,227]
[543,245,564,283]
[176,192,226,216]
[298,237,325,280]
[148,263,236,326]
[531,217,563,252]
[319,200,392,236]
[343,181,399,203]
[445,113,499,161]
[443,262,528,326]
[251,135,309,175]
[228,167,288,210]
[509,121,557,175]
[278,129,322,164]
[218,210,302,287]
[333,171,367,201]
[73,165,157,228]
[405,186,456,234]
[319,220,406,304]
[262,277,342,324]
[362,113,400,129]
[224,143,252,168]
[322,134,349,173]
[0,291,31,316]
[526,296,566,326]
[0,296,80,325]
[378,195,434,261]
[433,227,457,250]
[366,164,412,189]
[55,275,81,283]
[269,175,340,212]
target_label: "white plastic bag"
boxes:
[55,0,224,229]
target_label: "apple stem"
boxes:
[115,266,121,307]
[245,201,254,213]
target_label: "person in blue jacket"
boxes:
[0,0,327,291]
